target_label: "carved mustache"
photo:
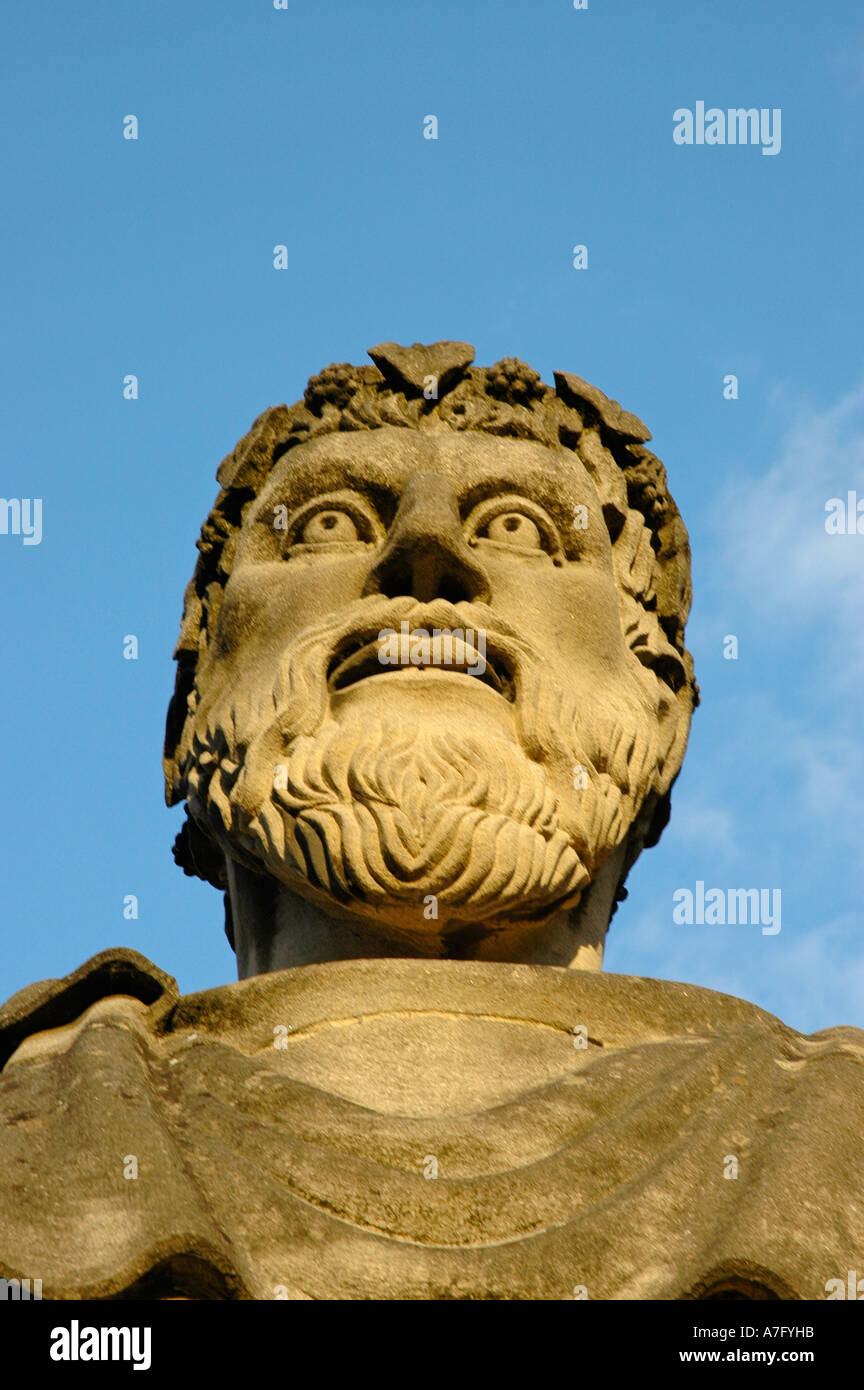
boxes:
[199,598,538,753]
[289,597,537,708]
[247,597,540,744]
[327,619,517,702]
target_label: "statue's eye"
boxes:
[482,512,542,548]
[301,509,360,544]
[464,496,563,562]
[274,491,382,554]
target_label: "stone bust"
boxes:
[1,342,862,1301]
[166,340,695,978]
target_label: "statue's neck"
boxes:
[225,845,626,978]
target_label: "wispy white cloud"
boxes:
[718,378,864,675]
[609,903,864,1036]
[632,382,864,1028]
[756,912,864,1033]
[668,801,737,858]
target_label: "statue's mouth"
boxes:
[326,629,516,702]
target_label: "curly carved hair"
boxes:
[164,341,698,894]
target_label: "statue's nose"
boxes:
[363,472,491,605]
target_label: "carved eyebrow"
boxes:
[268,459,399,502]
[258,474,400,535]
[457,476,598,534]
[456,452,595,495]
[265,454,598,535]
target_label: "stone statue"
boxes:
[2,342,862,1301]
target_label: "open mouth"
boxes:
[326,629,516,701]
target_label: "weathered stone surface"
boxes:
[1,949,861,1300]
[367,340,474,396]
[554,369,652,442]
[164,348,696,970]
[0,344,850,1301]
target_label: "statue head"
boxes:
[164,342,697,973]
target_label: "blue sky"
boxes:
[1,0,861,1033]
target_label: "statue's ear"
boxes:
[172,810,227,892]
[164,649,198,805]
[643,787,672,850]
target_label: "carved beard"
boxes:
[182,598,669,929]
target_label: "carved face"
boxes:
[183,426,682,942]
